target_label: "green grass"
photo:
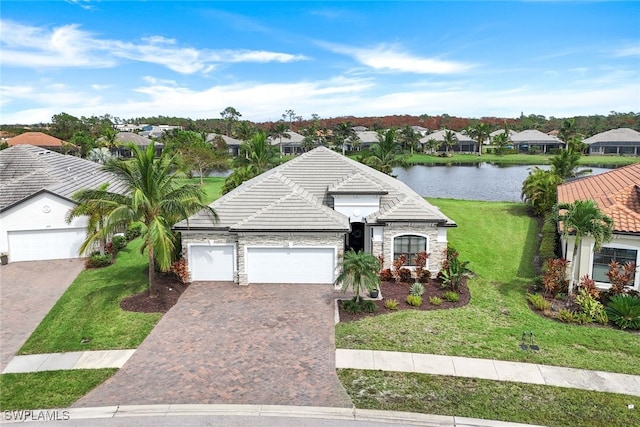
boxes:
[19,239,162,354]
[178,176,226,204]
[338,370,640,427]
[405,153,640,167]
[0,369,116,410]
[335,199,640,375]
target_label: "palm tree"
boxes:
[234,121,255,141]
[521,167,563,216]
[550,149,591,179]
[466,122,491,156]
[333,121,357,154]
[399,126,421,155]
[555,200,613,300]
[335,250,381,303]
[424,138,441,154]
[70,143,217,296]
[224,132,279,193]
[441,130,458,156]
[492,132,510,156]
[66,183,112,256]
[363,128,405,175]
[269,122,290,154]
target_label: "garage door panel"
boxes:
[8,228,86,262]
[190,245,234,281]
[247,247,334,284]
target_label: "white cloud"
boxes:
[0,19,308,74]
[614,43,640,57]
[322,42,474,74]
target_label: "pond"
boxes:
[392,163,613,202]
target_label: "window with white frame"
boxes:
[393,235,427,266]
[592,247,638,283]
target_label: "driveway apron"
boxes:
[0,259,85,371]
[75,282,353,408]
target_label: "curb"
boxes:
[0,404,545,426]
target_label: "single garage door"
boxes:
[8,228,86,262]
[247,247,335,284]
[189,245,234,281]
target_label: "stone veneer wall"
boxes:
[237,232,345,285]
[180,231,239,283]
[374,222,447,274]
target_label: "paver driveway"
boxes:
[0,259,85,371]
[75,282,353,408]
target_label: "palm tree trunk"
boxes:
[566,242,579,307]
[148,247,159,298]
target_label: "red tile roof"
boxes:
[557,163,640,233]
[8,132,66,147]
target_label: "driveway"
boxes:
[75,282,353,408]
[0,259,85,371]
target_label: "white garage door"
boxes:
[247,247,335,284]
[8,228,86,262]
[189,245,234,281]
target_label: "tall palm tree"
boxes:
[335,250,381,303]
[399,126,421,155]
[466,122,491,156]
[521,167,563,217]
[71,143,217,296]
[269,122,291,154]
[224,132,279,193]
[363,128,405,175]
[441,129,458,156]
[333,121,357,154]
[555,200,613,300]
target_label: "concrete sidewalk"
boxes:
[336,349,640,397]
[1,350,134,374]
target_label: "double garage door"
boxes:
[7,228,86,262]
[189,245,335,284]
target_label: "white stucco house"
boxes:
[583,128,640,156]
[174,146,456,285]
[0,145,126,263]
[557,163,640,291]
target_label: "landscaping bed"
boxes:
[120,271,187,314]
[338,279,470,322]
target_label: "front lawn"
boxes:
[338,370,640,427]
[19,239,162,354]
[335,199,640,375]
[0,369,116,411]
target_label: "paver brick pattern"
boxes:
[75,282,353,408]
[0,259,85,370]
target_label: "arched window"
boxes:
[393,235,427,266]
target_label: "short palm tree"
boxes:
[466,122,491,156]
[521,167,563,216]
[555,200,614,300]
[224,132,279,193]
[441,130,458,155]
[550,149,591,179]
[364,128,405,174]
[335,250,381,303]
[71,143,217,296]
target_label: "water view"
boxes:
[392,163,613,202]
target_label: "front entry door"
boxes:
[347,222,365,252]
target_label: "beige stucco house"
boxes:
[174,147,456,285]
[557,163,640,291]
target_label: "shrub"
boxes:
[605,294,640,330]
[557,308,578,323]
[398,268,413,283]
[406,294,422,307]
[125,222,142,241]
[111,235,127,251]
[361,300,377,313]
[392,255,407,283]
[342,299,362,315]
[379,268,393,281]
[539,214,558,266]
[413,251,429,283]
[542,258,569,298]
[429,296,443,306]
[409,282,425,296]
[578,275,599,300]
[171,258,189,283]
[85,253,112,269]
[443,291,460,302]
[439,247,471,291]
[575,289,607,323]
[417,270,431,283]
[526,293,551,311]
[607,261,637,296]
[384,299,399,310]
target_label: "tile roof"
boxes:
[583,128,640,144]
[8,132,66,147]
[420,129,474,143]
[511,130,564,144]
[557,163,640,233]
[0,145,127,212]
[176,146,454,232]
[113,132,156,146]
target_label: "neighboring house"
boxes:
[0,145,126,263]
[174,147,455,285]
[206,133,244,156]
[114,124,143,132]
[511,130,565,153]
[268,131,305,155]
[583,128,640,156]
[355,130,379,150]
[420,129,476,153]
[489,129,517,139]
[106,132,162,157]
[557,163,640,291]
[7,132,70,153]
[411,126,429,136]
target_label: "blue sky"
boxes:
[1,1,638,124]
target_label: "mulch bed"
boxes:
[120,271,187,314]
[338,278,470,322]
